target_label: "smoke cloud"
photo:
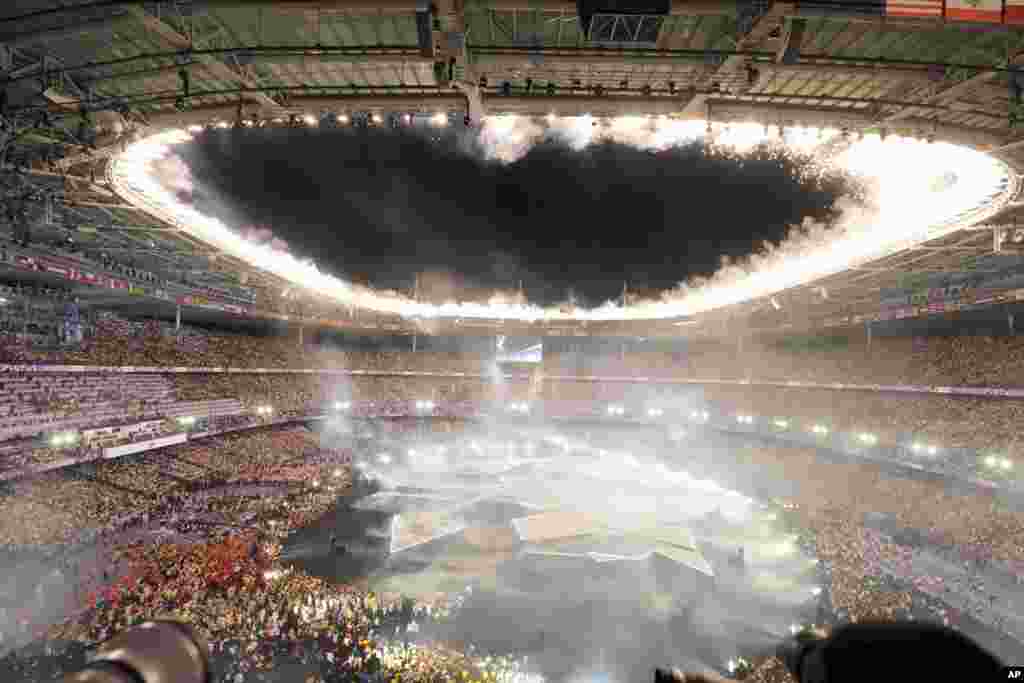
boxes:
[119,118,1011,321]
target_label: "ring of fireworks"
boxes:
[109,116,1018,322]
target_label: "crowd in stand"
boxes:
[1,320,1024,680]
[1,418,1023,682]
[3,315,1024,486]
[737,443,1024,683]
[0,234,254,306]
[0,423,530,683]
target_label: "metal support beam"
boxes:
[963,223,1024,231]
[0,12,135,49]
[681,1,791,116]
[61,198,145,211]
[884,54,1024,124]
[705,100,1005,147]
[775,18,806,65]
[55,94,1005,151]
[126,7,280,111]
[473,52,943,86]
[995,137,1024,153]
[4,0,1023,31]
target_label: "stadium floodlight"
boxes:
[1001,458,1013,471]
[790,624,801,635]
[339,114,350,124]
[858,433,877,445]
[811,424,829,435]
[335,401,351,411]
[372,113,383,124]
[984,455,998,468]
[216,121,229,129]
[647,408,663,418]
[333,469,342,477]
[313,479,320,487]
[811,586,822,597]
[927,446,938,456]
[303,114,316,126]
[431,112,447,126]
[51,430,76,446]
[910,442,922,452]
[377,454,392,464]
[774,419,789,429]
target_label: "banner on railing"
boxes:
[1009,0,1024,23]
[946,0,1002,21]
[78,271,101,285]
[886,0,942,17]
[103,432,186,459]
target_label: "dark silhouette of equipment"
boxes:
[774,621,1002,683]
[657,621,1002,683]
[61,620,209,683]
[60,618,1002,683]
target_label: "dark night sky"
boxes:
[177,126,851,308]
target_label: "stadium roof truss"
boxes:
[6,1,1024,336]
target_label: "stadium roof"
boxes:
[6,1,1024,337]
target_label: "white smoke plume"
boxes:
[112,119,1013,322]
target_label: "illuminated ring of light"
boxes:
[109,118,1018,323]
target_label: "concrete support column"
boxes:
[175,304,181,331]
